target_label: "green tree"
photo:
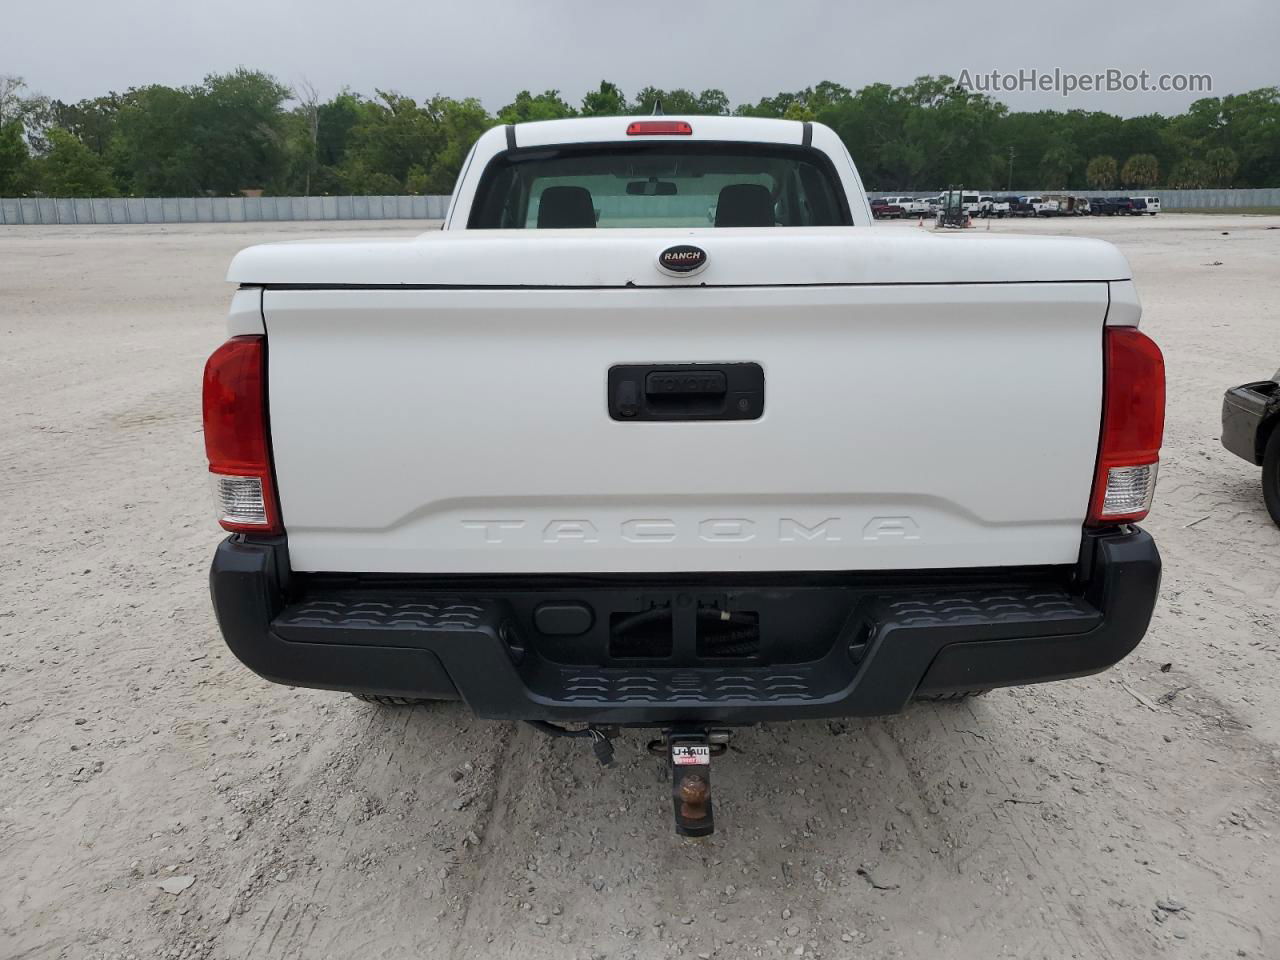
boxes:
[411,96,492,194]
[51,95,122,156]
[632,87,729,115]
[1114,114,1172,175]
[113,84,201,194]
[0,75,27,126]
[340,90,443,193]
[112,71,291,195]
[1167,158,1208,189]
[736,81,852,119]
[1,75,53,151]
[33,128,117,195]
[9,73,1280,198]
[192,69,292,193]
[497,90,576,124]
[316,92,363,168]
[1038,143,1081,188]
[901,77,1005,187]
[822,82,911,188]
[1121,153,1160,188]
[1223,87,1280,188]
[735,91,801,118]
[1086,154,1118,189]
[1205,146,1238,187]
[279,107,318,195]
[807,81,853,113]
[581,81,627,117]
[289,80,321,195]
[695,89,730,115]
[0,120,30,193]
[298,90,366,194]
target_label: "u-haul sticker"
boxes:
[672,745,711,766]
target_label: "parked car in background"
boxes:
[920,195,941,216]
[1016,196,1059,217]
[1047,195,1090,216]
[905,196,933,218]
[979,195,1010,218]
[881,196,930,218]
[1044,195,1071,215]
[1132,195,1161,215]
[995,196,1021,216]
[955,192,983,216]
[1112,197,1137,215]
[871,198,905,219]
[1222,371,1280,526]
[1090,197,1121,216]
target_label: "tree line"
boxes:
[2,71,1278,197]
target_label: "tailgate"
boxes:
[263,281,1106,573]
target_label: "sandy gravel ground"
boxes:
[1,214,1277,960]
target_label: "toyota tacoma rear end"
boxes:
[205,116,1164,832]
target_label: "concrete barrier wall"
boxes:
[3,188,1277,224]
[0,195,452,225]
[870,188,1280,209]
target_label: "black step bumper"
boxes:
[1221,379,1279,465]
[210,529,1160,725]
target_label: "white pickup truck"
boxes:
[980,195,1011,218]
[1018,195,1061,217]
[881,195,930,218]
[205,116,1164,831]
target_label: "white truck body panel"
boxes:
[226,116,1142,578]
[262,278,1109,574]
[229,229,1131,288]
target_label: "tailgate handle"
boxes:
[609,363,763,421]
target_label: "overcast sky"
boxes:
[7,0,1276,117]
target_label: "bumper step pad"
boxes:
[212,529,1159,723]
[267,587,1103,722]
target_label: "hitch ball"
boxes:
[678,773,710,822]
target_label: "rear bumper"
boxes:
[210,528,1160,725]
[1221,380,1280,465]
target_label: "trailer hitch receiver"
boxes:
[661,729,729,837]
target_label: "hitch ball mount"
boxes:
[650,728,731,837]
[529,721,732,836]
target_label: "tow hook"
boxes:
[649,728,731,837]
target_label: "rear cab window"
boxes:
[468,142,852,229]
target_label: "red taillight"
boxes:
[626,120,693,136]
[202,335,282,534]
[1086,327,1165,526]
